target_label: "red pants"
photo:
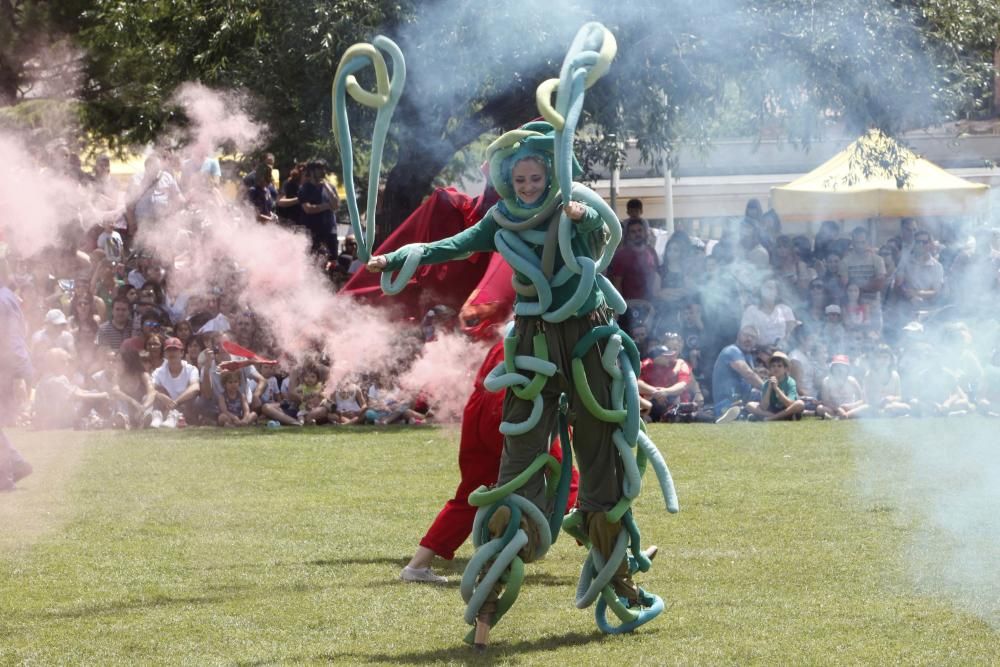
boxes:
[419,383,579,560]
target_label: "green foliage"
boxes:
[6,1,999,225]
[75,0,411,162]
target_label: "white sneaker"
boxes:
[162,410,181,429]
[149,410,164,429]
[400,566,448,584]
[715,405,741,424]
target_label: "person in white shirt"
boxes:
[740,279,796,350]
[151,337,200,427]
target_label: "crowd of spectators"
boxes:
[8,144,1000,433]
[609,198,1000,424]
[1,146,435,432]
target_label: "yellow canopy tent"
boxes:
[771,132,989,222]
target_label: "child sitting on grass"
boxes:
[745,351,805,421]
[332,378,367,424]
[217,371,257,427]
[817,355,867,419]
[295,365,329,425]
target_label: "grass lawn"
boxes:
[1,420,998,665]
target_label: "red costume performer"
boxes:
[418,340,578,561]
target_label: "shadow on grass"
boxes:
[24,582,323,620]
[34,592,231,619]
[237,630,604,666]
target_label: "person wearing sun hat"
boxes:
[29,308,76,357]
[817,354,867,419]
[745,350,804,421]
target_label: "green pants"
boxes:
[499,312,623,514]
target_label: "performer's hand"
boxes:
[564,201,586,221]
[367,255,388,272]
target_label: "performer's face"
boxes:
[512,159,546,205]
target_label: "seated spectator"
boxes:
[788,325,826,410]
[184,336,203,367]
[908,350,976,417]
[653,236,692,334]
[217,371,258,427]
[979,344,1000,417]
[69,292,101,353]
[897,230,945,312]
[840,226,886,333]
[143,332,165,373]
[821,304,848,355]
[638,338,694,422]
[711,325,765,423]
[740,278,796,350]
[174,318,194,347]
[817,355,867,419]
[813,220,842,260]
[97,348,156,429]
[331,378,367,424]
[197,333,267,423]
[260,364,302,426]
[771,234,814,306]
[863,344,911,417]
[799,278,829,331]
[758,209,782,255]
[151,337,200,427]
[620,310,652,359]
[97,296,133,351]
[91,258,120,315]
[745,351,804,421]
[294,364,328,425]
[33,348,111,429]
[31,309,76,357]
[679,297,706,384]
[820,250,846,307]
[364,384,427,425]
[842,282,870,333]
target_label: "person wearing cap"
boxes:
[746,351,804,421]
[638,335,694,422]
[151,337,200,427]
[817,355,867,419]
[30,308,76,357]
[821,303,847,356]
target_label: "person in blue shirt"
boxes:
[711,325,765,423]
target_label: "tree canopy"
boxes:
[4,0,999,233]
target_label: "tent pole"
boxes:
[663,151,674,235]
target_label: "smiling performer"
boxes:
[347,22,678,650]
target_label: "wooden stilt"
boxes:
[473,612,491,652]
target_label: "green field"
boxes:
[1,421,998,665]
